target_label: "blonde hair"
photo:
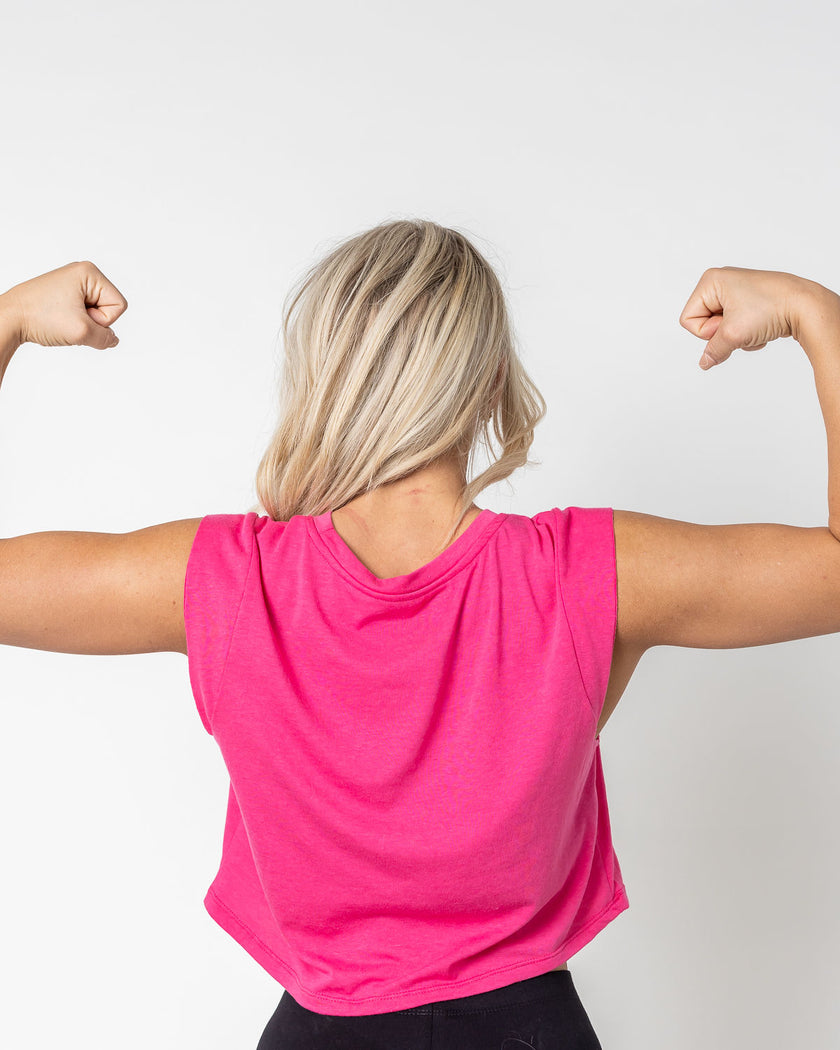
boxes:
[249,217,547,552]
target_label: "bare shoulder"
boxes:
[612,508,840,652]
[0,517,204,656]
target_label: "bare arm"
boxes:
[613,513,840,651]
[0,520,202,655]
[0,268,201,657]
[795,288,840,539]
[615,276,840,655]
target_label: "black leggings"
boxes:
[255,969,603,1049]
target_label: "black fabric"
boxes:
[255,969,603,1049]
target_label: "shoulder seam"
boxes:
[553,507,600,727]
[207,515,258,727]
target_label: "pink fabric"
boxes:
[184,506,628,1015]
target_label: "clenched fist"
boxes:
[1,260,127,351]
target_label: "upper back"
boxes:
[184,506,619,737]
[181,505,628,1012]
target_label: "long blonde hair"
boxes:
[249,218,546,552]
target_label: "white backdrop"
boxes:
[1,0,838,1047]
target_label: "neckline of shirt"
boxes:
[307,507,507,599]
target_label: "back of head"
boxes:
[252,217,546,544]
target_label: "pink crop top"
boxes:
[183,506,629,1015]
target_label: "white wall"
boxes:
[1,0,838,1046]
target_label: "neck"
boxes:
[332,456,478,543]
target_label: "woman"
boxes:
[1,220,838,1050]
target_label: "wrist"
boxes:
[788,279,840,351]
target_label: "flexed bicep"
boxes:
[0,518,202,656]
[613,509,840,652]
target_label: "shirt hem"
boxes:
[203,881,630,1016]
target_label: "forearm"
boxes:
[0,292,22,388]
[793,282,840,540]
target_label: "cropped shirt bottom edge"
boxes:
[202,881,630,1017]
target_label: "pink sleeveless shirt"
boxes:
[184,506,628,1015]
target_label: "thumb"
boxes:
[699,320,736,370]
[83,315,119,350]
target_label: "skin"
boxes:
[329,452,482,578]
[2,261,840,981]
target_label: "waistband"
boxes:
[385,969,576,1016]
